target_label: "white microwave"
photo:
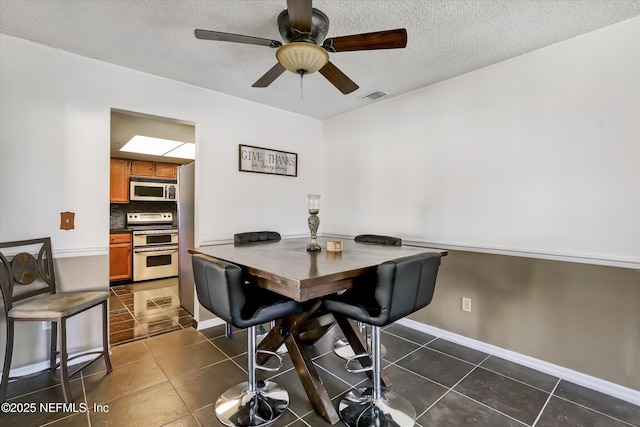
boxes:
[130,179,178,202]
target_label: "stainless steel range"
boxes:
[127,212,179,282]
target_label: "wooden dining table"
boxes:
[189,237,446,424]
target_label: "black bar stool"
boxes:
[192,254,301,427]
[233,231,284,350]
[324,252,441,427]
[333,234,402,360]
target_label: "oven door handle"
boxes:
[133,247,178,254]
[132,231,178,237]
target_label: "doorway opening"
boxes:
[109,109,196,345]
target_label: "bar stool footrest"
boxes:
[334,339,387,361]
[345,353,374,374]
[256,349,284,372]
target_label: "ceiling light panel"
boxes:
[120,135,183,156]
[164,143,195,160]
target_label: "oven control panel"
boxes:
[127,212,173,225]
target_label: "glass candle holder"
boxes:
[306,194,321,251]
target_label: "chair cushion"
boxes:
[8,291,109,320]
[324,252,440,326]
[238,286,301,328]
[354,234,402,246]
[192,254,301,329]
[234,231,281,246]
[322,285,381,324]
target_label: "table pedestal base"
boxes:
[257,303,391,425]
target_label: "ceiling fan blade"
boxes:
[319,62,359,95]
[286,0,312,32]
[323,28,407,52]
[195,29,282,48]
[252,63,287,88]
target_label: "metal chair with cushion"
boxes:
[0,237,112,403]
[323,252,441,427]
[192,254,301,427]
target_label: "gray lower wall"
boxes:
[3,251,638,393]
[409,250,640,390]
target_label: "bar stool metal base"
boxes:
[338,388,416,427]
[215,380,289,427]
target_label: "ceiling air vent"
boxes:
[359,90,387,101]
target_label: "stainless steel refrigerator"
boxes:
[177,162,195,315]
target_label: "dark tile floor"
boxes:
[109,278,194,346]
[2,322,639,426]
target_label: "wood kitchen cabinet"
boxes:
[109,233,132,281]
[130,160,154,177]
[110,158,130,203]
[130,160,177,180]
[154,162,178,179]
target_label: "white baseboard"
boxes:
[195,317,225,331]
[397,319,640,406]
[1,347,104,379]
[2,318,224,379]
[2,318,226,378]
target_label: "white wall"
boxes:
[0,35,323,253]
[0,34,323,369]
[1,17,638,391]
[323,17,640,268]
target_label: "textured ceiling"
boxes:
[1,0,639,120]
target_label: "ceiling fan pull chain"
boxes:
[299,71,304,98]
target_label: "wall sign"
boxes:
[239,144,297,177]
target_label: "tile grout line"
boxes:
[109,283,194,345]
[382,328,438,347]
[139,336,208,425]
[163,371,201,426]
[110,290,151,344]
[282,406,312,426]
[197,329,310,426]
[409,339,482,368]
[531,378,560,427]
[551,393,640,427]
[445,352,540,426]
[411,339,562,406]
[81,373,92,427]
[478,358,559,395]
[206,338,251,375]
[412,366,528,426]
[414,353,492,421]
[12,321,640,427]
[449,388,532,426]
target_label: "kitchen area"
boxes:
[108,110,196,345]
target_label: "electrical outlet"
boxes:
[42,321,51,330]
[462,297,472,312]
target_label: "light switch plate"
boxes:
[60,211,75,230]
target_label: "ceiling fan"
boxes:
[194,0,407,95]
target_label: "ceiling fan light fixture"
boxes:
[276,42,329,74]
